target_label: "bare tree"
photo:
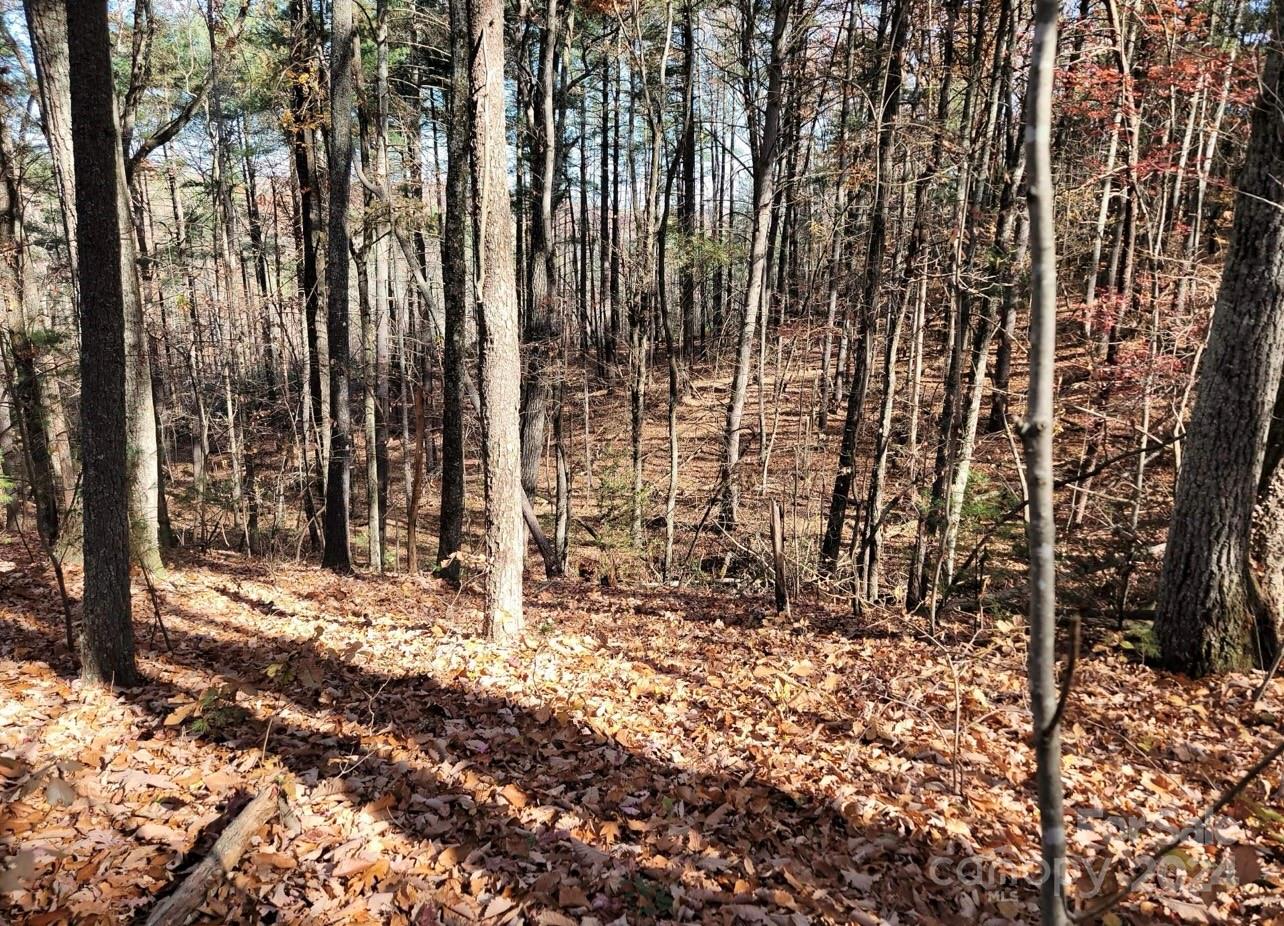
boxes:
[471,0,525,640]
[67,0,137,686]
[719,0,790,528]
[1021,0,1067,918]
[322,0,355,572]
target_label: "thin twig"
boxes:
[1072,736,1284,922]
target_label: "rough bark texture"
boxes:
[520,0,561,497]
[1249,453,1284,663]
[1155,16,1284,677]
[438,0,472,582]
[67,0,137,687]
[26,0,161,575]
[471,0,525,639]
[322,0,355,572]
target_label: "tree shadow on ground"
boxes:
[0,558,1021,923]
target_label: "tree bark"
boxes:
[438,0,472,582]
[26,0,162,575]
[1155,9,1284,676]
[471,0,526,639]
[322,0,355,572]
[1022,0,1067,916]
[67,0,137,687]
[0,124,60,549]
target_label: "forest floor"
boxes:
[3,536,1284,924]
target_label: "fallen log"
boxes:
[145,784,279,926]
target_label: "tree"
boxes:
[0,118,60,551]
[719,0,791,528]
[520,0,564,497]
[24,0,162,576]
[1154,4,1284,677]
[819,0,907,569]
[322,0,355,572]
[471,0,525,640]
[1022,0,1067,917]
[438,0,472,582]
[67,0,136,687]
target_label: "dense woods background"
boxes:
[2,0,1284,922]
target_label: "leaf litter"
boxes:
[0,542,1282,924]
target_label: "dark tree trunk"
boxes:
[820,0,907,567]
[67,0,137,686]
[286,0,325,543]
[679,0,698,360]
[437,0,472,582]
[322,0,355,571]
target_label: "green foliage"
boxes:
[25,327,67,351]
[265,653,321,690]
[590,458,648,552]
[166,685,247,735]
[1121,620,1161,660]
[667,228,734,273]
[959,471,1021,540]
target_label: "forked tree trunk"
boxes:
[720,0,790,528]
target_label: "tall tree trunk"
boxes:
[287,0,327,517]
[438,0,472,582]
[720,0,791,528]
[67,0,137,687]
[25,0,161,575]
[1155,9,1284,676]
[322,0,355,572]
[820,0,906,567]
[520,0,563,497]
[679,0,698,361]
[471,0,526,639]
[1022,0,1067,917]
[372,0,391,551]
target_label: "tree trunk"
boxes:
[1022,0,1067,916]
[720,0,790,528]
[820,0,906,568]
[67,0,137,687]
[438,0,472,582]
[25,0,161,575]
[520,0,563,498]
[322,0,355,572]
[0,125,60,549]
[471,0,526,640]
[1155,12,1284,676]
